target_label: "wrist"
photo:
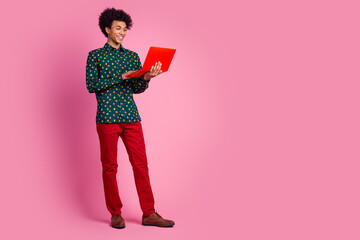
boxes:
[142,74,150,81]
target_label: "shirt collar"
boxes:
[104,42,125,52]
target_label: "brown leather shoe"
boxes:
[111,214,125,229]
[142,212,175,227]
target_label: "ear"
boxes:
[105,27,110,34]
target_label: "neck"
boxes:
[107,39,121,49]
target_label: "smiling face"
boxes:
[105,20,127,47]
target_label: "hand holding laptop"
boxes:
[125,46,176,79]
[122,61,163,80]
[143,61,163,81]
[122,70,137,80]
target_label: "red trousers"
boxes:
[96,121,155,217]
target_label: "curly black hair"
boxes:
[98,8,133,38]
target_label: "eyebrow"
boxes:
[116,26,127,28]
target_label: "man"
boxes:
[85,7,175,229]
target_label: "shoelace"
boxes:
[154,212,162,218]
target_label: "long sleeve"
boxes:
[131,53,150,94]
[86,51,133,94]
[132,78,150,94]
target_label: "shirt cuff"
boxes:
[114,73,124,83]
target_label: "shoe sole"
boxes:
[142,223,174,227]
[111,225,125,229]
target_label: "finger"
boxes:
[153,63,159,72]
[153,64,160,74]
[151,63,157,73]
[149,67,155,76]
[154,62,160,72]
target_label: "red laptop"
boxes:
[126,46,176,78]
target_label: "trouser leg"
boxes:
[96,123,123,216]
[120,121,156,216]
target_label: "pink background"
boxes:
[1,0,360,239]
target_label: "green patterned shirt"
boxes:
[86,42,151,123]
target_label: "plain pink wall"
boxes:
[1,0,360,239]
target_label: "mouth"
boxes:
[116,35,124,41]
